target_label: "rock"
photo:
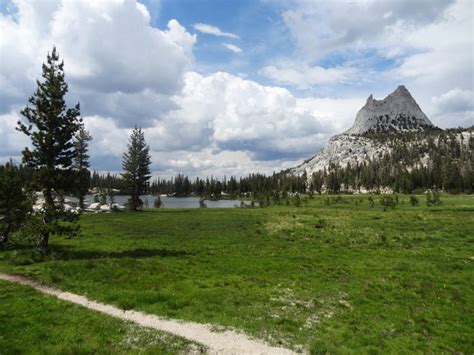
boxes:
[291,85,457,182]
[99,205,111,211]
[89,202,101,210]
[32,204,44,212]
[292,134,387,176]
[345,85,436,135]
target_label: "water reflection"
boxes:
[83,195,247,209]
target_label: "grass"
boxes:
[1,194,473,353]
[0,280,205,354]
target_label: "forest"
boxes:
[86,128,474,197]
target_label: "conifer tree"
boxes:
[0,162,32,243]
[17,47,82,248]
[122,127,151,211]
[73,125,92,210]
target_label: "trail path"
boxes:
[0,272,295,354]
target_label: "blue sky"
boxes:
[152,0,291,81]
[0,0,472,177]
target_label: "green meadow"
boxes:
[1,194,473,353]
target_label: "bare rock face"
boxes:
[291,85,441,177]
[345,85,435,134]
[292,134,387,175]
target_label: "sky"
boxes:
[0,0,473,178]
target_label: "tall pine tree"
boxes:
[17,47,82,248]
[73,125,92,210]
[122,127,151,211]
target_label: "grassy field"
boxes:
[1,194,473,353]
[0,280,205,354]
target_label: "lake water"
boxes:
[82,195,247,209]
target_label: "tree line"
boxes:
[89,172,309,198]
[310,130,474,194]
[0,48,151,248]
[89,126,473,199]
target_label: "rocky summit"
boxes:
[291,85,471,180]
[345,85,435,135]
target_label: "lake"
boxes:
[83,195,248,209]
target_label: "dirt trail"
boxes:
[0,272,296,354]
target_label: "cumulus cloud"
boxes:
[282,0,455,60]
[147,71,362,160]
[77,71,362,175]
[274,0,473,128]
[430,89,474,128]
[392,1,472,89]
[2,0,471,178]
[223,43,243,54]
[0,109,30,161]
[0,0,196,127]
[385,0,473,128]
[260,63,358,89]
[192,23,239,39]
[432,89,474,114]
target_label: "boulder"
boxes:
[89,202,101,210]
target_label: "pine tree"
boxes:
[73,125,92,210]
[0,162,32,243]
[17,47,82,248]
[121,127,151,211]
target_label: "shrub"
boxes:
[0,162,32,243]
[426,190,442,206]
[379,195,398,211]
[154,196,162,208]
[293,194,302,207]
[410,195,419,206]
[368,196,375,208]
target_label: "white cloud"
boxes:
[151,71,362,160]
[392,1,472,88]
[430,89,474,128]
[387,0,474,128]
[276,0,473,129]
[261,63,358,89]
[282,0,455,60]
[0,109,30,160]
[83,115,130,160]
[2,0,471,178]
[0,64,366,177]
[192,23,239,39]
[432,89,474,114]
[0,0,196,127]
[147,148,301,179]
[223,43,243,54]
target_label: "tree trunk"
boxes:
[0,219,13,244]
[44,187,55,209]
[39,187,54,249]
[37,231,49,249]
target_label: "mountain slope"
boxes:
[291,86,473,192]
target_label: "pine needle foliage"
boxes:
[121,127,151,211]
[73,126,92,210]
[0,162,32,243]
[16,47,82,248]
